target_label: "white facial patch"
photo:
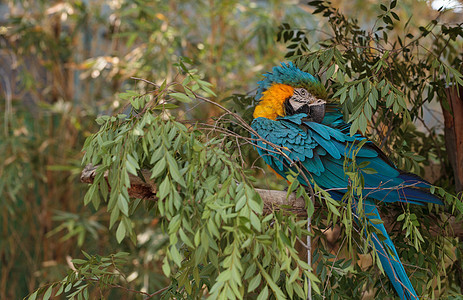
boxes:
[289,88,321,110]
[289,98,308,110]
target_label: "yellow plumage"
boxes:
[253,84,294,120]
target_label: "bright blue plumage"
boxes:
[251,64,443,300]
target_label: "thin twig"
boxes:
[144,286,170,299]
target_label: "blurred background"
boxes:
[0,0,461,299]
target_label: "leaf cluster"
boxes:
[78,66,319,299]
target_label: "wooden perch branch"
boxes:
[80,164,463,238]
[80,164,308,215]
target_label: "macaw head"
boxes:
[253,62,327,122]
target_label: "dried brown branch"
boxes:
[81,164,463,238]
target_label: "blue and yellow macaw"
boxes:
[251,63,443,300]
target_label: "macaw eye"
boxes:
[297,88,308,97]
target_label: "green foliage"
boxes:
[79,67,318,299]
[25,251,131,300]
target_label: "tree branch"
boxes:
[80,164,463,238]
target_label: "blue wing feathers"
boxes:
[316,147,327,156]
[306,122,331,139]
[311,132,342,159]
[252,115,441,206]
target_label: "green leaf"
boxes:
[170,246,183,267]
[349,87,357,102]
[71,259,87,264]
[117,194,129,216]
[151,158,166,178]
[168,215,181,235]
[279,230,291,247]
[306,197,315,218]
[249,197,263,214]
[235,195,246,211]
[386,93,394,107]
[362,168,378,174]
[158,176,171,201]
[162,257,171,277]
[64,283,72,293]
[130,97,140,110]
[286,179,299,198]
[293,282,306,298]
[84,185,96,206]
[28,290,38,300]
[55,284,64,297]
[43,285,53,300]
[326,63,336,79]
[95,116,107,125]
[358,113,367,133]
[350,118,359,136]
[216,270,231,282]
[333,86,347,98]
[194,230,200,247]
[257,263,286,299]
[327,202,341,217]
[340,89,347,104]
[170,92,192,103]
[154,103,179,110]
[248,273,262,292]
[257,286,269,300]
[397,95,407,108]
[179,228,194,248]
[364,102,372,120]
[357,83,364,98]
[369,218,384,225]
[126,154,139,175]
[116,222,126,243]
[336,70,345,84]
[381,83,390,97]
[288,268,299,284]
[250,212,262,232]
[166,152,186,187]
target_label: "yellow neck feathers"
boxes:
[253,84,294,120]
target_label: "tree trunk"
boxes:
[443,85,463,192]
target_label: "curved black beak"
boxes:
[307,100,326,123]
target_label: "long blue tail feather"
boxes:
[358,199,419,300]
